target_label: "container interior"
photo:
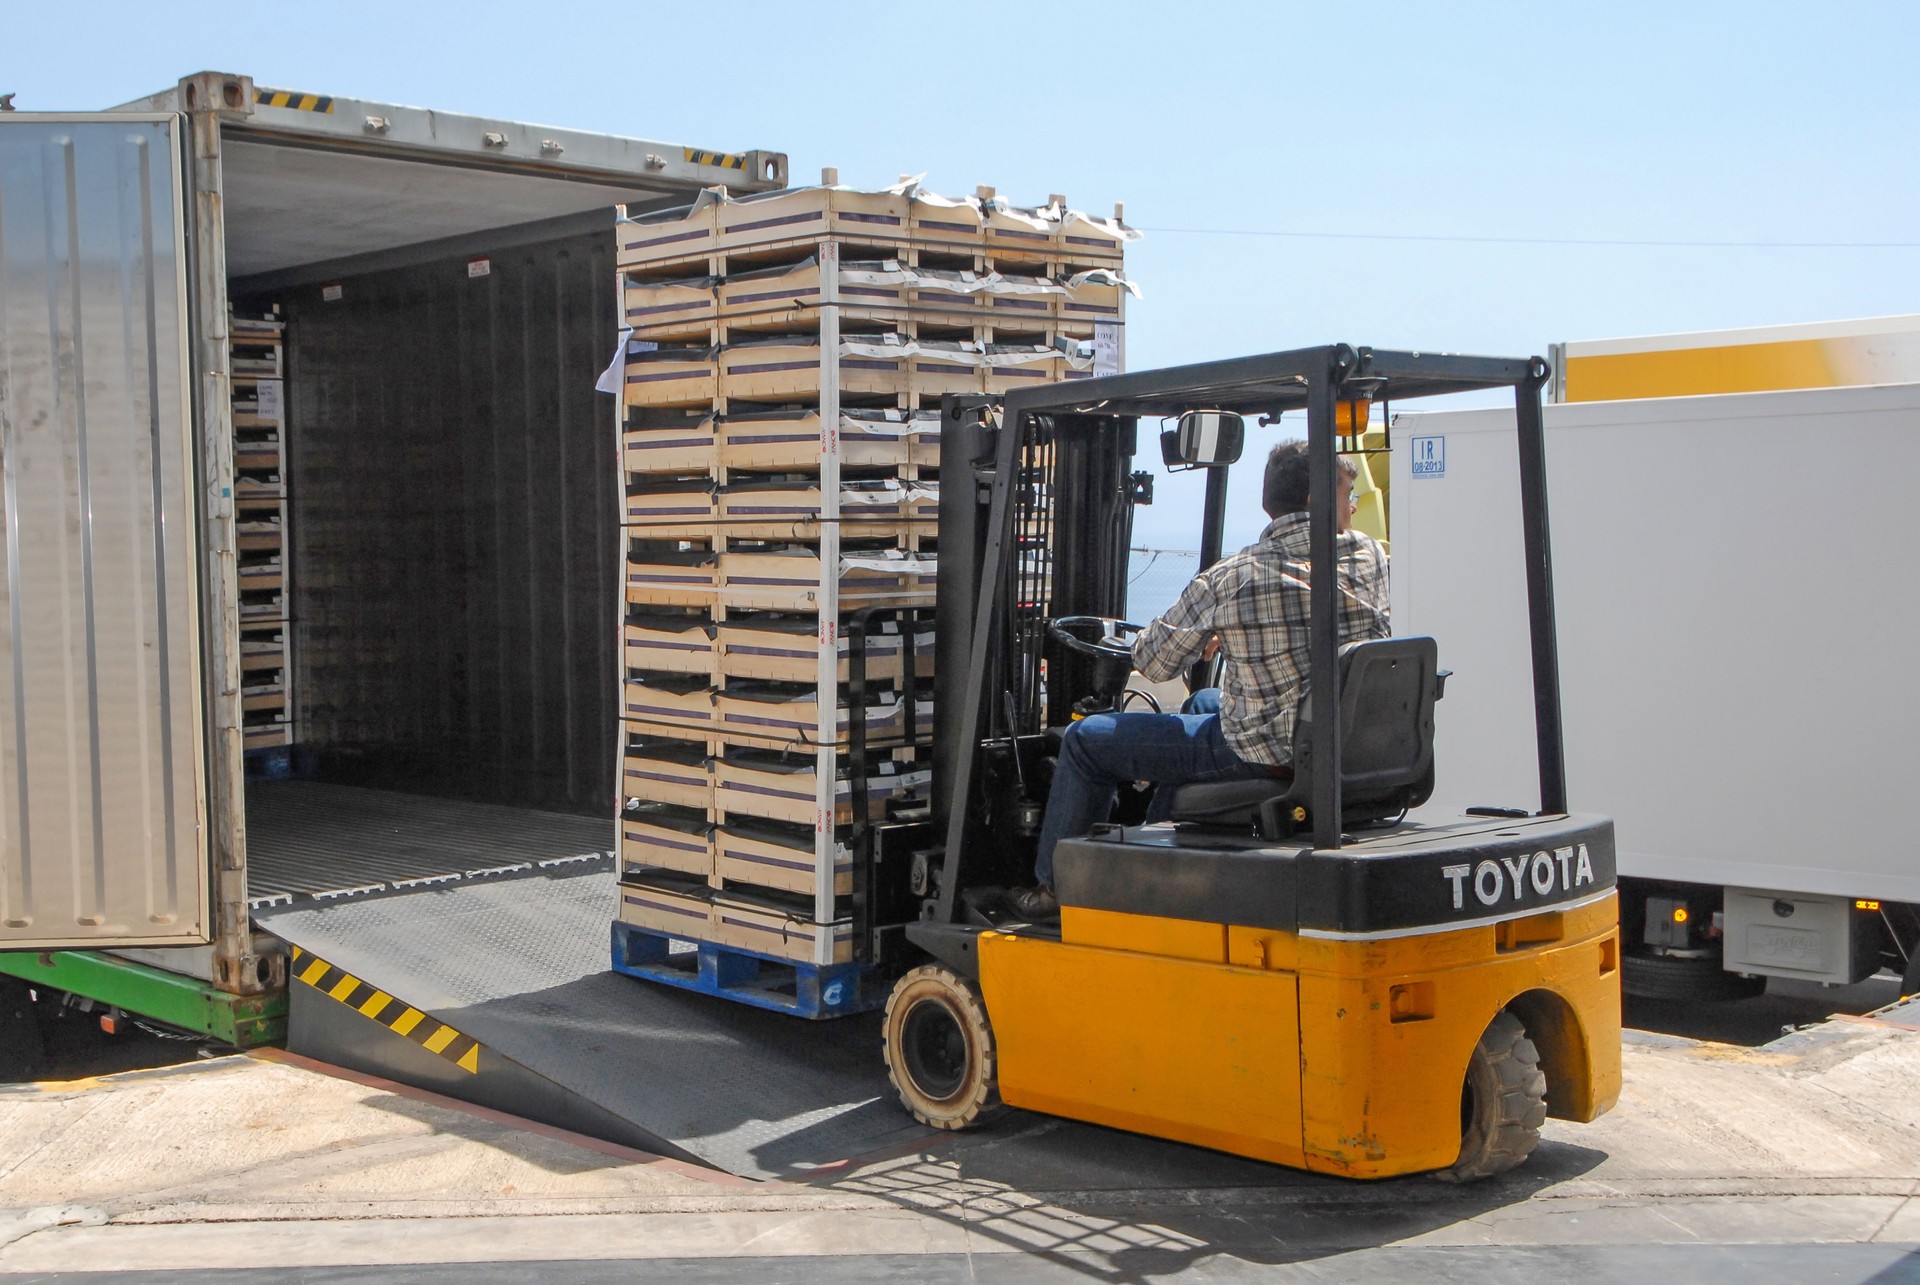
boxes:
[220,132,670,895]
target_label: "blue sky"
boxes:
[12,1,1918,552]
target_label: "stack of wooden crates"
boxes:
[230,307,295,751]
[611,175,1132,983]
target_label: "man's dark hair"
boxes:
[1262,440,1359,519]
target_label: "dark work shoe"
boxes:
[1004,885,1060,922]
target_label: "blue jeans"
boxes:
[1033,701,1272,887]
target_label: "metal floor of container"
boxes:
[243,780,614,907]
[254,860,930,1180]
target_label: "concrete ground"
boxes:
[2,1003,1918,1281]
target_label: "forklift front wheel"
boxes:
[1439,1010,1548,1183]
[883,966,1002,1131]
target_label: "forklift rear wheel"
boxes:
[883,966,1001,1131]
[1440,1010,1548,1183]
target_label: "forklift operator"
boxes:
[1008,441,1390,921]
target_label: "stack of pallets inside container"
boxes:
[230,307,296,754]
[611,174,1134,990]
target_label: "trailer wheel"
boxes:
[1902,950,1920,999]
[1622,950,1765,1002]
[1439,1010,1548,1183]
[882,966,1001,1131]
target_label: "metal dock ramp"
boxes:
[247,785,927,1178]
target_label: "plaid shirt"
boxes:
[1133,514,1390,766]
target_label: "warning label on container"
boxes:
[1410,435,1446,478]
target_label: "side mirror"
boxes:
[1160,409,1245,470]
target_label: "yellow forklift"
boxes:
[868,345,1621,1181]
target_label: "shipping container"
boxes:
[0,71,786,1032]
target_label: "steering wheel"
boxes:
[1047,616,1145,662]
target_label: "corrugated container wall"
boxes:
[245,228,618,814]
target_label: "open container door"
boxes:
[0,113,210,949]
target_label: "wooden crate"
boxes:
[714,817,847,898]
[717,612,926,685]
[241,677,285,713]
[907,190,986,247]
[1059,209,1134,264]
[625,414,720,476]
[621,730,714,811]
[237,557,283,595]
[708,889,853,964]
[1058,268,1130,325]
[983,201,1058,262]
[625,273,717,339]
[717,543,934,612]
[712,747,822,826]
[243,721,293,751]
[718,476,915,541]
[625,610,717,677]
[719,334,914,401]
[718,410,920,472]
[623,672,718,736]
[983,267,1063,322]
[982,343,1067,395]
[619,802,713,880]
[616,199,718,271]
[715,186,911,252]
[239,596,287,628]
[237,518,284,553]
[714,680,932,745]
[716,748,931,828]
[626,540,718,607]
[906,342,986,397]
[234,436,282,472]
[719,256,830,320]
[616,874,715,938]
[625,343,719,408]
[235,476,286,509]
[625,477,718,532]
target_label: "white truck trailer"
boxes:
[1391,371,1920,1000]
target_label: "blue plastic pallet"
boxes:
[610,919,877,1020]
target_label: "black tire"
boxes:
[882,965,1002,1131]
[1622,950,1766,1002]
[1439,1010,1547,1183]
[1901,949,1920,1000]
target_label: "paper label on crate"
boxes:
[321,284,343,302]
[1061,209,1144,243]
[596,327,635,395]
[254,379,284,420]
[840,553,938,574]
[1065,268,1143,298]
[1093,323,1122,376]
[980,272,1070,297]
[840,480,908,504]
[468,258,491,278]
[840,413,915,437]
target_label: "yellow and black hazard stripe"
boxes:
[289,945,479,1073]
[255,88,335,114]
[684,146,747,171]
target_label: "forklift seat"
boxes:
[1166,636,1440,838]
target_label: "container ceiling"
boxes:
[222,138,668,278]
